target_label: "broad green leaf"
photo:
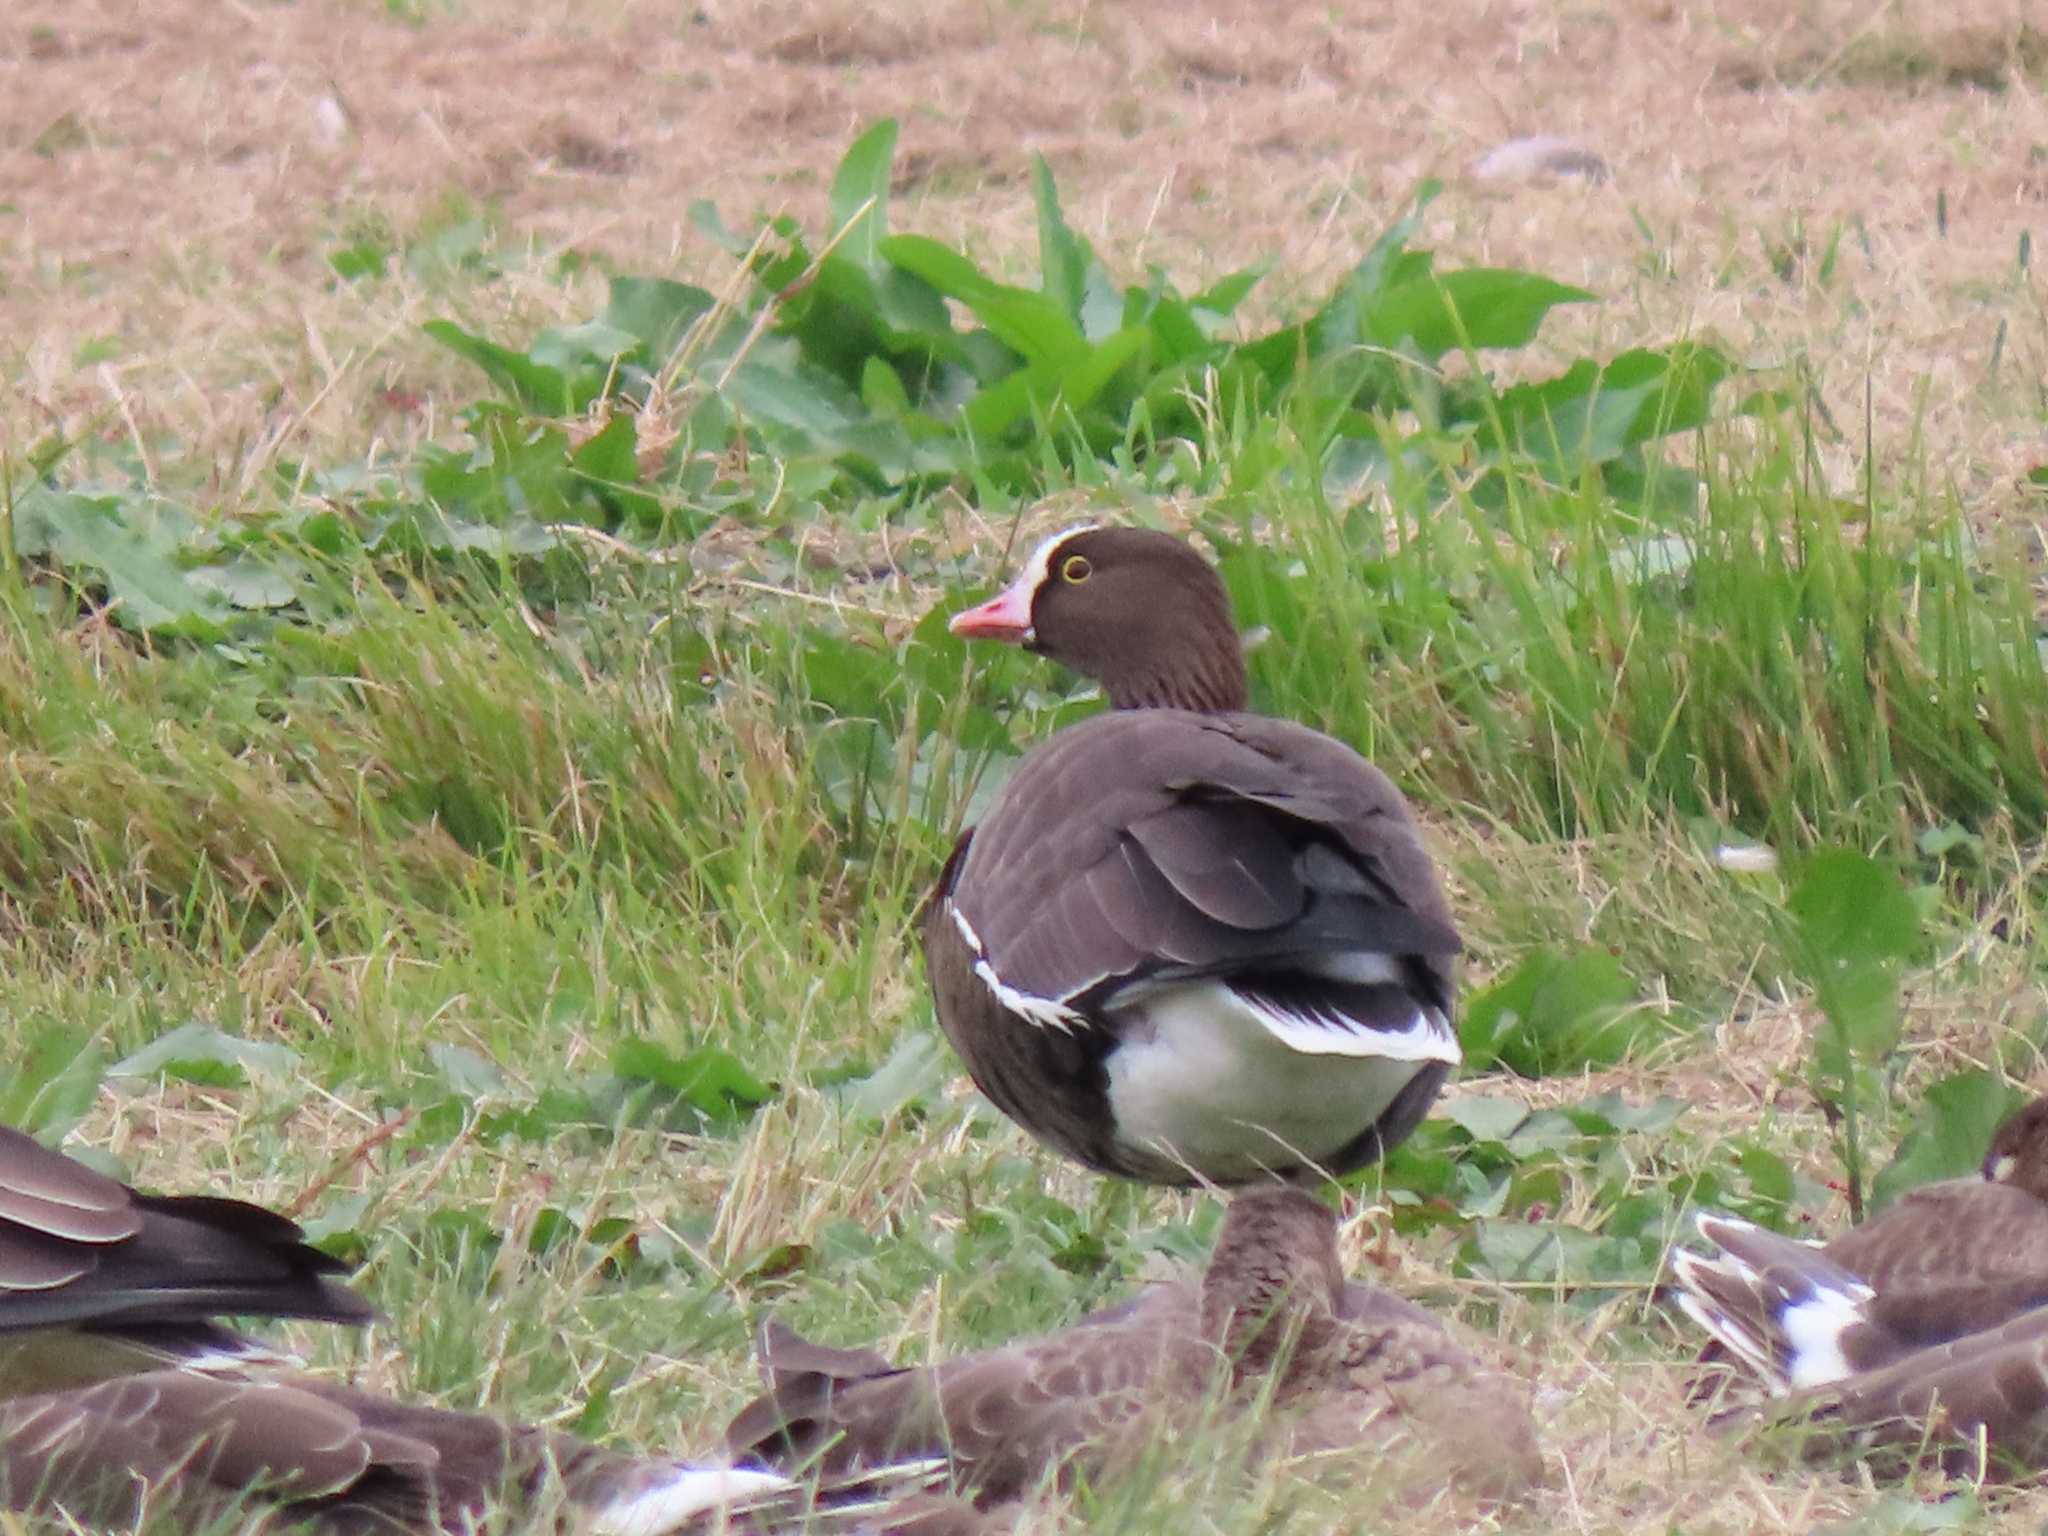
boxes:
[603,276,717,360]
[1438,1095,1531,1143]
[861,356,913,416]
[1812,1490,1984,1536]
[425,320,575,415]
[1789,849,1920,966]
[1734,1141,1798,1211]
[610,1040,776,1125]
[11,487,229,637]
[1788,849,1922,1217]
[1483,344,1733,469]
[720,341,867,438]
[1191,264,1268,318]
[1033,153,1087,327]
[1567,1092,1686,1135]
[1134,291,1211,364]
[881,236,1083,362]
[1351,179,1439,303]
[687,196,754,257]
[429,1043,514,1099]
[1459,945,1650,1075]
[110,1023,300,1087]
[1505,1110,1583,1155]
[190,555,299,611]
[1460,1218,1607,1284]
[1789,850,1918,1068]
[840,1031,952,1119]
[960,328,1146,442]
[0,1027,105,1140]
[529,320,640,379]
[1365,268,1595,360]
[798,625,905,728]
[569,411,660,526]
[828,118,896,270]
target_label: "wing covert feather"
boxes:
[948,711,1457,1006]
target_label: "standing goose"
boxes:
[0,1127,885,1533]
[925,525,1461,1185]
[727,1187,1540,1508]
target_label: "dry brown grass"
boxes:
[6,0,2045,507]
[9,0,2048,1530]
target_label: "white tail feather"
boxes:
[1673,1213,1875,1394]
[592,1467,795,1536]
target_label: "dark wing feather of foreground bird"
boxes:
[0,1127,935,1532]
[0,1123,370,1393]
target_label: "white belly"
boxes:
[1103,980,1433,1182]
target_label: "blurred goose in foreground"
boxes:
[1686,1096,2048,1389]
[2,1372,822,1535]
[0,1123,370,1395]
[926,526,1461,1186]
[728,1187,1542,1509]
[0,1127,915,1532]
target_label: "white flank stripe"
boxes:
[592,1467,795,1536]
[950,901,1084,1033]
[948,904,984,955]
[972,959,1084,1032]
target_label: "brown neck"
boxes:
[1102,636,1249,713]
[1198,1190,1343,1381]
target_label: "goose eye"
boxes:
[1060,555,1093,584]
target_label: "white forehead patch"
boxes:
[1016,522,1102,594]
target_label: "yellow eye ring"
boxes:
[1060,554,1093,584]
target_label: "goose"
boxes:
[0,1121,371,1396]
[1815,1096,2048,1340]
[1686,1095,2048,1387]
[0,1127,900,1532]
[1673,1212,2048,1473]
[727,1187,1541,1508]
[1672,1098,2048,1472]
[924,525,1461,1186]
[0,1371,815,1535]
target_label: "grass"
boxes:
[7,1,2048,1531]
